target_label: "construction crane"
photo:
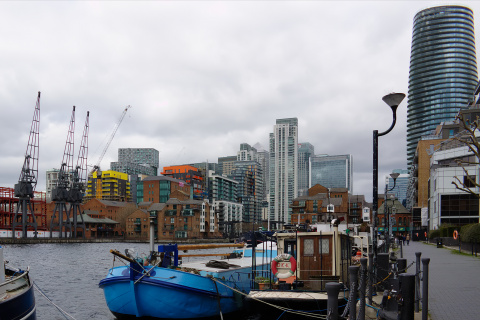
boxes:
[67,111,89,238]
[50,106,76,238]
[92,105,131,174]
[12,92,41,238]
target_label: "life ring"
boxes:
[453,230,459,240]
[271,254,297,279]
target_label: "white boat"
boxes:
[0,244,36,320]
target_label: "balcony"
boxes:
[182,209,195,216]
[165,210,177,216]
[134,226,141,232]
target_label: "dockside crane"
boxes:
[67,111,89,238]
[92,105,131,175]
[12,92,41,238]
[50,106,76,238]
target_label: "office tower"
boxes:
[269,118,298,228]
[407,5,478,168]
[218,156,237,176]
[310,154,353,192]
[110,148,159,176]
[297,142,315,196]
[385,169,409,207]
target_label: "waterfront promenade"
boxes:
[401,240,480,320]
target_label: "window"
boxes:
[464,175,476,188]
[303,239,314,256]
[170,218,175,224]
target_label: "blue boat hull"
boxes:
[99,264,263,319]
[0,281,36,320]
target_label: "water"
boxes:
[3,242,234,320]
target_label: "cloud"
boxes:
[0,1,477,203]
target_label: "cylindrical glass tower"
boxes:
[407,5,478,168]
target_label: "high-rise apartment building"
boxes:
[218,156,237,176]
[407,5,478,168]
[84,170,131,202]
[110,148,159,176]
[310,154,353,192]
[269,118,298,228]
[297,142,314,197]
[231,161,263,224]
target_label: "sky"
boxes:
[1,0,479,202]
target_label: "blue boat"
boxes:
[99,242,277,319]
[0,245,36,320]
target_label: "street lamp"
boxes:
[372,93,405,273]
[385,172,399,252]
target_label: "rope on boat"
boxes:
[210,277,328,319]
[33,281,77,320]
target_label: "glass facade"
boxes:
[407,6,478,168]
[386,169,409,207]
[297,142,314,196]
[310,154,353,192]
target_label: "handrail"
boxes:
[0,267,30,287]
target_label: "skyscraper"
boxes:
[111,148,159,176]
[310,154,353,192]
[407,5,478,168]
[297,142,314,196]
[385,169,409,207]
[269,118,298,228]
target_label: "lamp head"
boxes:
[382,93,405,111]
[390,172,400,181]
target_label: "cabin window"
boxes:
[319,238,330,254]
[304,239,314,256]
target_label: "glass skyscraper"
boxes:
[407,5,478,168]
[297,142,314,196]
[310,154,353,192]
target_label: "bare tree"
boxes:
[451,113,480,198]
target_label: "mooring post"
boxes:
[368,252,373,304]
[397,258,406,274]
[422,258,430,320]
[414,252,421,313]
[349,265,360,320]
[377,253,389,290]
[398,274,415,320]
[326,282,342,320]
[357,258,367,320]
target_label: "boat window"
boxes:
[319,238,329,254]
[304,239,314,256]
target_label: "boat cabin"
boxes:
[274,228,353,290]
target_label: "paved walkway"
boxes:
[399,240,480,320]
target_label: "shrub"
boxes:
[460,224,480,243]
[429,229,441,239]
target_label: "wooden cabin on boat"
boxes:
[274,226,353,290]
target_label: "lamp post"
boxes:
[385,172,399,252]
[372,93,405,274]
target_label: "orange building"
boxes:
[161,165,205,200]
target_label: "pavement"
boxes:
[397,240,480,320]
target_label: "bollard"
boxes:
[326,282,342,320]
[422,258,430,320]
[368,252,373,304]
[414,252,421,313]
[397,258,407,274]
[400,240,403,258]
[349,265,360,320]
[357,258,367,320]
[398,274,415,320]
[377,253,389,290]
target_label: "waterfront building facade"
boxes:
[231,160,263,225]
[269,118,298,228]
[141,176,191,203]
[407,5,478,168]
[297,142,314,197]
[310,154,353,192]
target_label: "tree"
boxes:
[450,113,480,198]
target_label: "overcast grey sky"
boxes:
[1,1,479,202]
